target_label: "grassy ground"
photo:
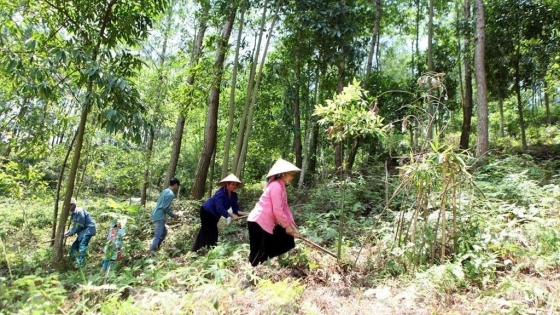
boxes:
[1,155,560,314]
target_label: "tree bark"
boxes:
[50,128,78,247]
[459,0,473,150]
[51,96,89,267]
[299,65,321,188]
[335,44,345,172]
[544,81,551,126]
[236,4,279,176]
[232,0,268,176]
[191,5,237,199]
[474,0,489,160]
[293,59,303,180]
[498,96,505,137]
[140,127,154,206]
[426,0,435,141]
[365,0,383,80]
[347,137,359,171]
[221,5,245,179]
[309,122,319,174]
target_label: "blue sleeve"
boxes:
[161,192,176,218]
[67,211,86,234]
[214,189,231,219]
[231,193,239,215]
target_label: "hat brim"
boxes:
[266,158,301,178]
[218,174,243,187]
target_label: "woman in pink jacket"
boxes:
[247,158,301,266]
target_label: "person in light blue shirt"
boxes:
[149,178,180,253]
[64,198,97,267]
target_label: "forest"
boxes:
[1,0,560,313]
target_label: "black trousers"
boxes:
[191,207,220,252]
[248,221,295,266]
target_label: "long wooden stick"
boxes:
[298,236,337,258]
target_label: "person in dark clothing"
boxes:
[191,174,247,252]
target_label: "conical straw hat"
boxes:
[266,158,301,178]
[219,174,244,187]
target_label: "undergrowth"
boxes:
[0,154,559,314]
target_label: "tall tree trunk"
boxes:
[293,87,303,174]
[412,0,421,150]
[513,36,527,150]
[50,129,78,247]
[347,137,359,171]
[514,66,527,150]
[191,6,237,199]
[426,0,435,141]
[221,5,245,179]
[236,4,279,176]
[299,65,321,188]
[232,0,268,176]
[335,45,345,172]
[544,81,551,125]
[141,128,155,205]
[51,94,90,268]
[498,96,505,137]
[459,0,473,150]
[208,146,216,198]
[165,5,209,186]
[293,59,303,180]
[365,0,383,80]
[50,0,119,265]
[474,0,489,160]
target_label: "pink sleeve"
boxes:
[286,206,295,226]
[269,182,291,228]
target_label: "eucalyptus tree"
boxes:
[364,0,383,81]
[221,0,246,179]
[165,0,210,187]
[191,0,238,199]
[474,0,488,160]
[425,0,435,141]
[459,0,474,149]
[232,0,279,177]
[1,0,170,267]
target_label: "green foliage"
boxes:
[313,79,387,144]
[416,262,467,296]
[255,278,305,315]
[0,159,48,199]
[475,155,553,205]
[0,274,67,314]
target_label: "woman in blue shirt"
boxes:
[191,174,246,252]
